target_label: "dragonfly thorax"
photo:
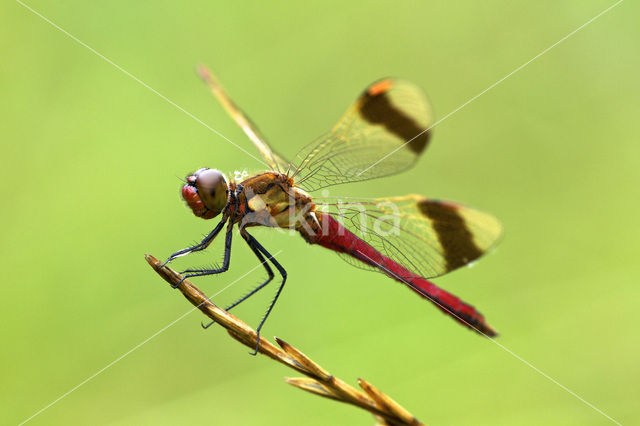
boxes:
[231,172,315,230]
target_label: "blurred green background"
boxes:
[2,1,638,424]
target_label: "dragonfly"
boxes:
[165,66,502,353]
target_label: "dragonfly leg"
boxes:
[174,223,233,288]
[241,229,287,356]
[162,218,227,267]
[202,233,275,329]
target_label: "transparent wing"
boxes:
[314,195,502,279]
[198,65,291,173]
[291,79,434,192]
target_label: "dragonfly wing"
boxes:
[198,65,291,173]
[315,195,502,279]
[292,79,434,191]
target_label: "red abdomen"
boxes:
[305,212,497,336]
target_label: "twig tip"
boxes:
[145,254,159,267]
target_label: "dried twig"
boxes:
[146,254,423,426]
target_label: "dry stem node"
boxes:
[146,254,423,426]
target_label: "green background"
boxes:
[2,1,638,424]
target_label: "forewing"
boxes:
[292,79,434,192]
[198,65,291,173]
[315,195,502,279]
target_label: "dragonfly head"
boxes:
[181,168,229,219]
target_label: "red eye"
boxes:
[182,185,206,217]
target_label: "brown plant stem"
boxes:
[146,254,423,426]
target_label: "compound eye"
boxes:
[195,169,228,215]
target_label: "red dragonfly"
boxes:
[165,66,502,352]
